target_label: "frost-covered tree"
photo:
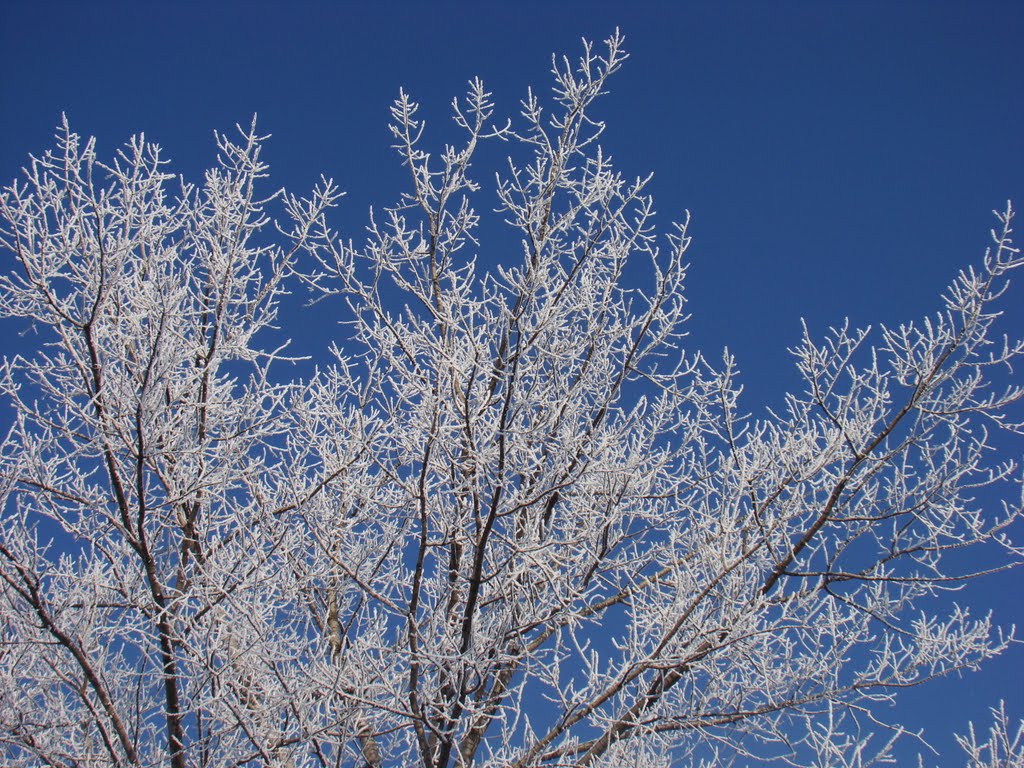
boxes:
[1,33,1022,768]
[955,702,1024,768]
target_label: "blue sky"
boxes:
[2,1,1022,762]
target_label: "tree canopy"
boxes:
[1,33,1022,768]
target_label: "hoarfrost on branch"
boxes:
[1,32,1022,768]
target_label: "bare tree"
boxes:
[951,702,1024,768]
[1,32,1021,768]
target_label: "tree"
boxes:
[956,702,1024,768]
[0,32,1021,768]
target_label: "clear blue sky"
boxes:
[2,1,1022,762]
